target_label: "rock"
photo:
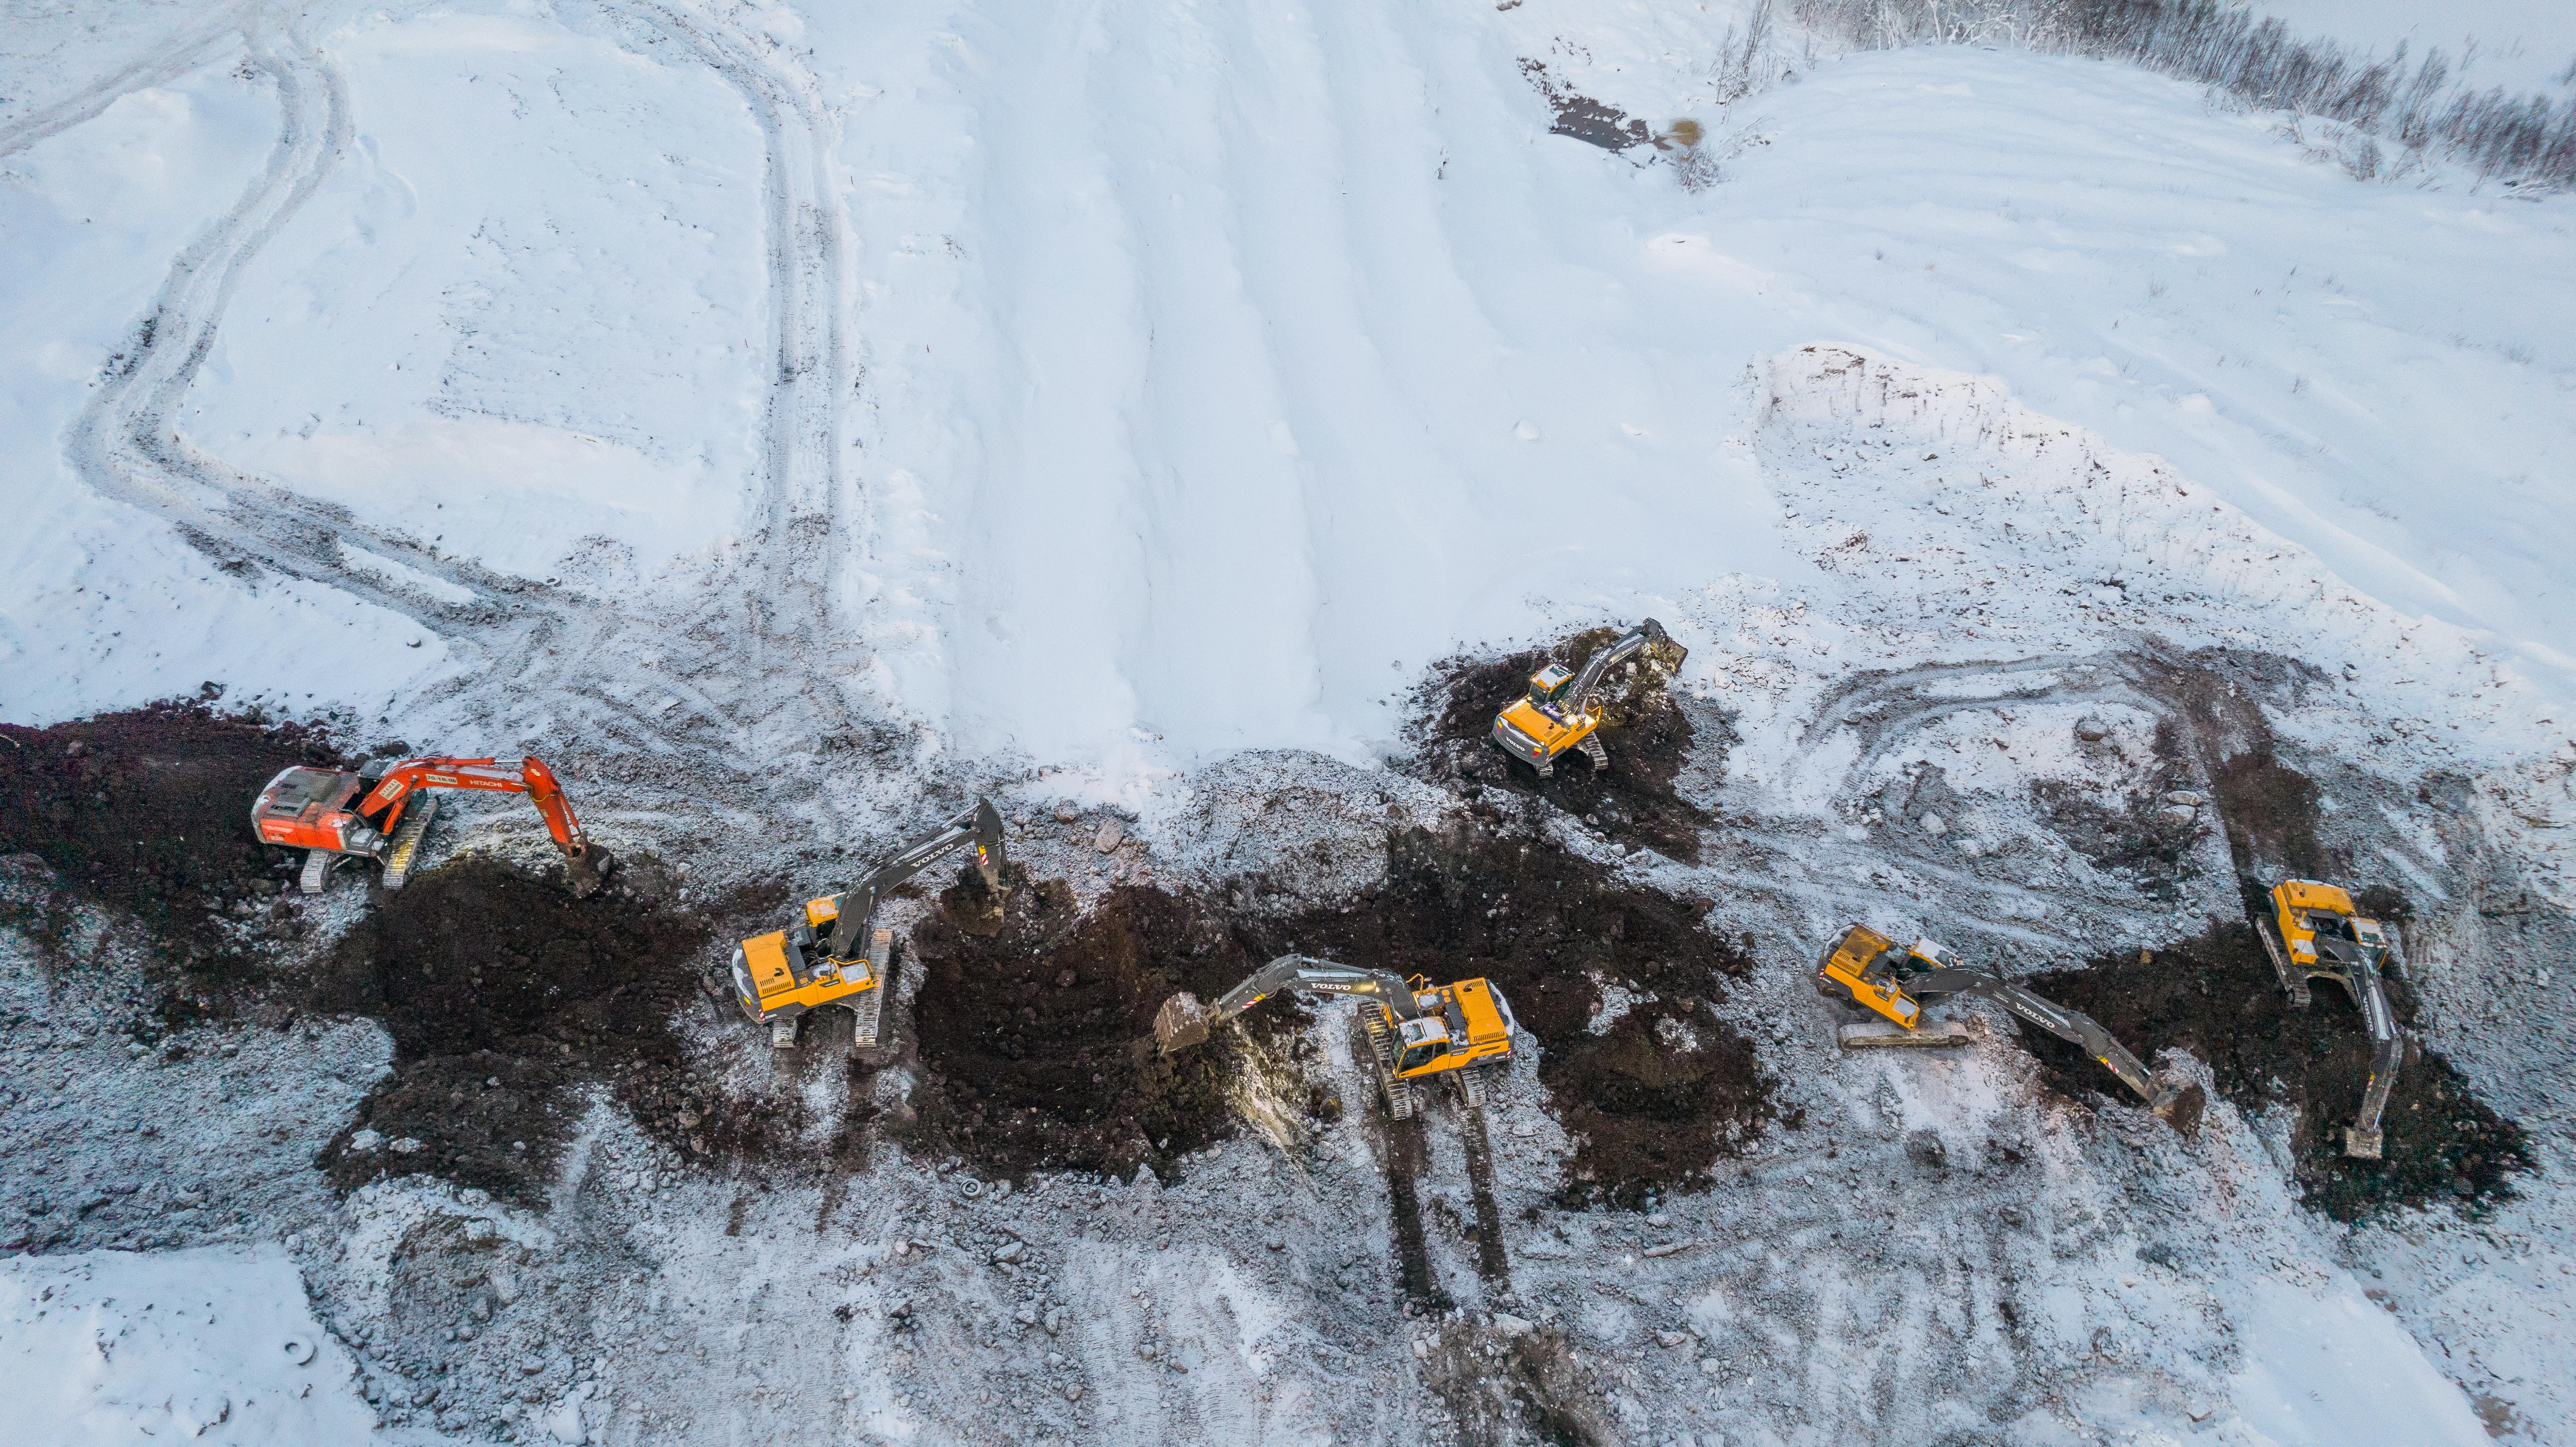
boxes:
[1904,1129,1947,1171]
[1698,1357,1724,1375]
[2075,717,2111,742]
[2158,804,2198,825]
[1064,1385,1083,1403]
[347,1129,384,1154]
[1044,1307,1066,1335]
[994,1241,1026,1264]
[1918,813,1947,837]
[1263,1237,1285,1252]
[1093,820,1124,853]
[464,1219,497,1245]
[1492,1313,1535,1337]
[390,1137,423,1155]
[1655,1331,1692,1348]
[1014,1304,1039,1326]
[2161,789,2206,806]
[1053,804,1079,823]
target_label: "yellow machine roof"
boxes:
[2277,880,2357,915]
[1451,978,1508,1043]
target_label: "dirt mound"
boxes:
[1417,626,1713,863]
[1268,825,1769,1209]
[0,697,345,1017]
[2019,923,2531,1222]
[313,857,755,1203]
[907,868,1278,1179]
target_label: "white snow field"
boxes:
[4,0,2575,1444]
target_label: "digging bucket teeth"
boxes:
[563,843,615,899]
[1154,992,1210,1055]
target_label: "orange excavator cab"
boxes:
[251,755,611,896]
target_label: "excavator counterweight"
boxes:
[250,755,611,897]
[730,799,1009,1051]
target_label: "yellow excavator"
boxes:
[1818,925,2188,1124]
[2255,880,2403,1159]
[1154,955,1517,1119]
[1490,619,1683,778]
[730,799,1007,1050]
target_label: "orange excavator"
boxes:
[250,756,611,897]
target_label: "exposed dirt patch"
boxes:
[311,857,770,1204]
[1516,59,1650,151]
[0,697,346,1019]
[1426,1323,1619,1447]
[907,867,1285,1180]
[2130,648,2346,889]
[1267,825,1769,1209]
[1417,626,1713,863]
[2020,923,2532,1222]
[2031,717,2205,901]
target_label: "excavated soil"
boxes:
[311,857,766,1204]
[1418,626,1713,864]
[2030,717,2205,902]
[0,698,346,1019]
[907,867,1283,1180]
[1267,824,1769,1209]
[2020,923,2531,1222]
[910,822,1771,1208]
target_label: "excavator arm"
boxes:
[1567,618,1673,720]
[1154,954,1423,1055]
[351,755,610,894]
[818,798,1008,963]
[1911,967,2182,1118]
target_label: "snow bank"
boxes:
[0,1247,453,1446]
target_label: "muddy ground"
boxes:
[907,866,1288,1181]
[310,857,769,1204]
[2020,923,2532,1222]
[1268,823,1770,1209]
[0,698,346,1020]
[1417,625,1715,865]
[907,817,1773,1209]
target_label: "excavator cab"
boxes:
[1385,977,1517,1079]
[1526,663,1576,715]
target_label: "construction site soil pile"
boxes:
[1270,825,1771,1209]
[2019,923,2532,1222]
[0,699,344,1020]
[311,857,760,1204]
[1417,626,1713,864]
[908,869,1280,1180]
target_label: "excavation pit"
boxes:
[907,870,1280,1179]
[0,698,345,1018]
[1420,626,1714,864]
[2020,922,2531,1221]
[313,857,763,1202]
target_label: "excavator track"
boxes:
[379,794,439,890]
[1577,732,1610,773]
[297,849,336,895]
[1455,1068,1511,1285]
[1361,1008,1417,1120]
[849,927,896,1052]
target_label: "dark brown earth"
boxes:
[908,821,1772,1209]
[2019,922,2531,1222]
[311,857,783,1204]
[1263,825,1770,1210]
[907,866,1286,1180]
[1418,625,1714,864]
[0,697,347,1025]
[1516,58,1650,151]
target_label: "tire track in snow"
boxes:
[0,0,259,158]
[54,0,866,795]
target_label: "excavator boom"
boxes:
[1153,955,1421,1054]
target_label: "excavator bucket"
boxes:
[563,843,615,899]
[1153,992,1211,1055]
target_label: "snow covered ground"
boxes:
[4,0,2574,1443]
